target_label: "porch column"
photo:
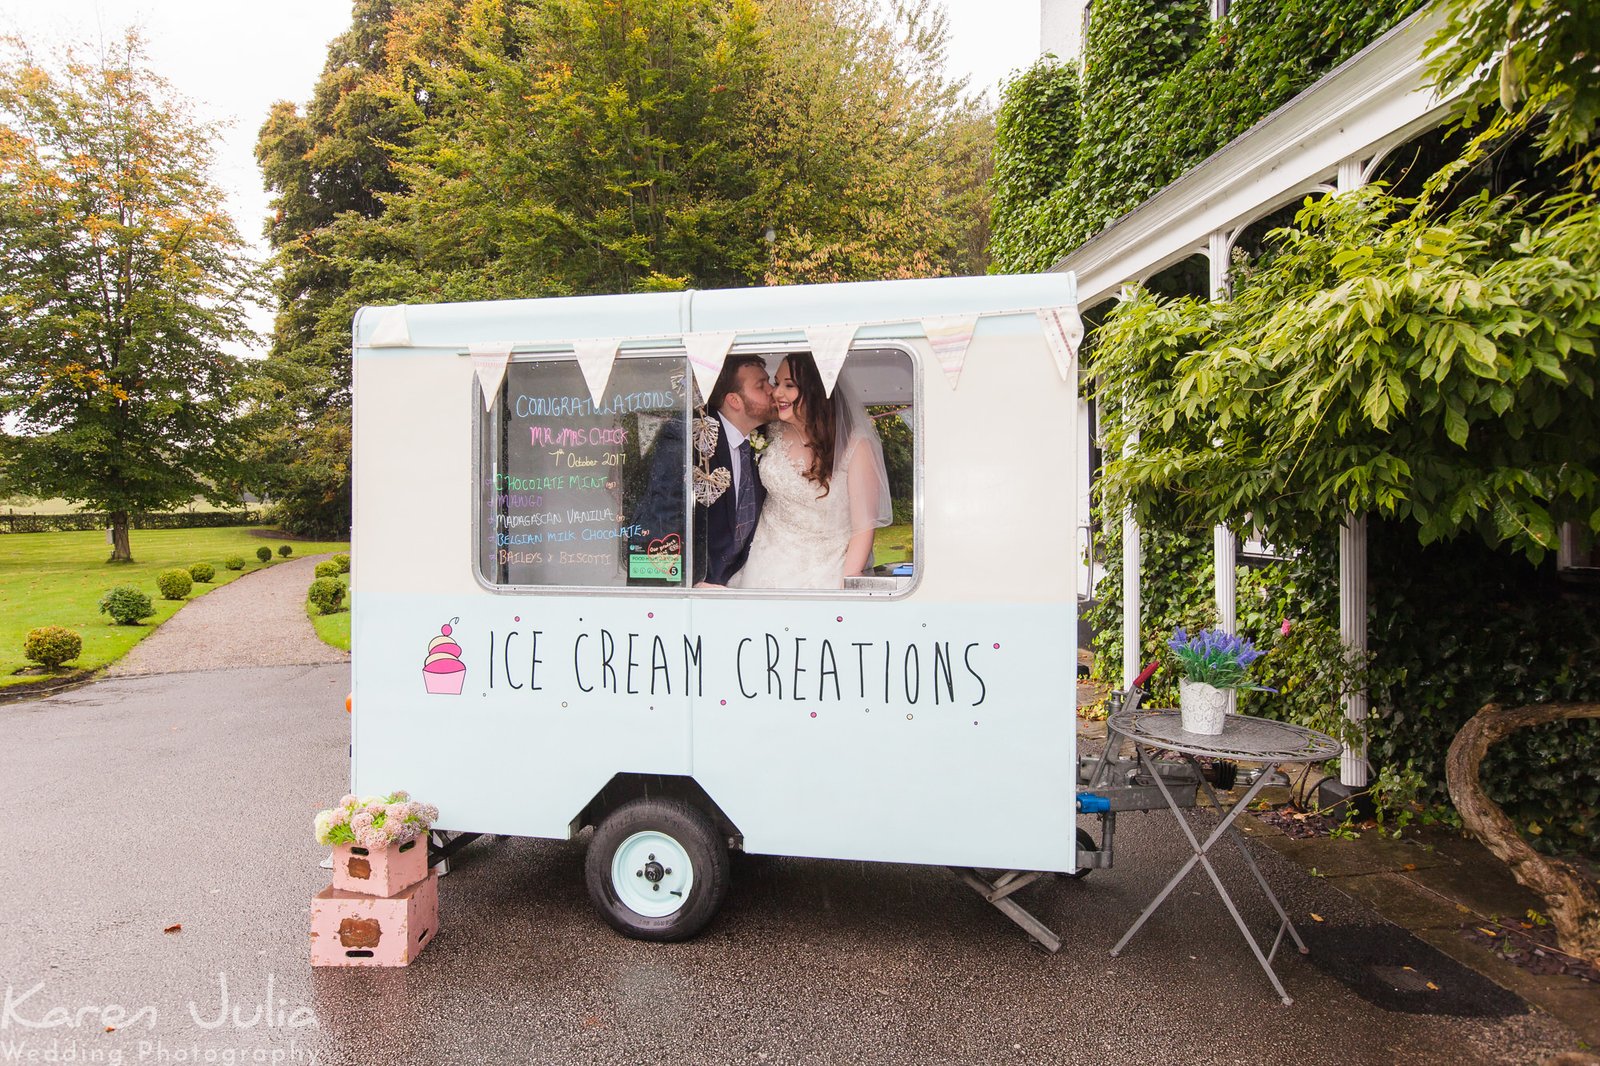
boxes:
[1123,507,1142,688]
[1336,154,1371,786]
[1207,227,1238,650]
[1339,515,1370,786]
[1120,300,1143,689]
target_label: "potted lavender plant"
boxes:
[1167,627,1267,734]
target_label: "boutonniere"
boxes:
[747,429,769,461]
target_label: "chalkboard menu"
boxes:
[478,354,688,588]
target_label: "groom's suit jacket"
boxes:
[636,407,766,585]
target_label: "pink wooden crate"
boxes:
[331,837,428,897]
[310,872,439,967]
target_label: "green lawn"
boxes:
[874,522,913,568]
[1,527,349,688]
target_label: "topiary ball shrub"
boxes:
[189,562,216,583]
[224,555,246,571]
[314,560,341,579]
[307,577,346,615]
[99,586,155,625]
[156,568,193,600]
[278,544,293,558]
[256,546,273,563]
[24,625,82,671]
[333,553,351,573]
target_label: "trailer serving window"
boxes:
[475,347,916,593]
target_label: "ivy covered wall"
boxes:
[991,0,1426,274]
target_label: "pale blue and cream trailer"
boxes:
[349,273,1102,946]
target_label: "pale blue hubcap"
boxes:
[611,830,695,918]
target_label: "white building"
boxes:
[1039,0,1091,62]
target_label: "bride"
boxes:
[729,353,892,590]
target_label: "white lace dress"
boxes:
[730,423,870,591]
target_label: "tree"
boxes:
[247,0,419,539]
[1092,184,1600,561]
[755,0,994,284]
[254,0,992,534]
[1090,0,1600,563]
[0,32,260,561]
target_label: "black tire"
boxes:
[1067,828,1098,880]
[584,797,729,942]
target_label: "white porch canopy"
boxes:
[1050,8,1459,787]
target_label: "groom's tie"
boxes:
[734,440,757,546]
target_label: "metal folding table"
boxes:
[1106,706,1341,1005]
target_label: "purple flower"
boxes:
[1167,626,1267,689]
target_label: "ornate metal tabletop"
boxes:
[1109,707,1341,763]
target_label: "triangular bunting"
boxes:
[804,324,858,396]
[572,338,620,406]
[468,342,514,411]
[1036,306,1084,381]
[922,314,979,389]
[366,306,411,348]
[682,331,737,403]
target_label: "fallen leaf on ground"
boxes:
[1477,927,1498,937]
[1402,863,1417,871]
[163,924,182,934]
[1311,913,1325,922]
[1426,982,1440,990]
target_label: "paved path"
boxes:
[107,554,349,676]
[0,664,1585,1066]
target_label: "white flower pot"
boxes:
[1179,679,1229,735]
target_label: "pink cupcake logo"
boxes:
[422,617,466,695]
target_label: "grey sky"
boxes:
[0,0,1040,351]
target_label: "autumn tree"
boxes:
[0,32,260,562]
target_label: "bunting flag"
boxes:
[1036,305,1084,381]
[366,306,411,348]
[921,314,980,389]
[468,342,514,410]
[804,323,859,396]
[682,331,737,402]
[573,338,620,405]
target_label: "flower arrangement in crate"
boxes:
[315,791,439,896]
[1167,627,1269,735]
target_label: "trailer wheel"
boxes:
[585,798,729,941]
[1067,828,1098,880]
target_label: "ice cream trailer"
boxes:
[349,273,1129,948]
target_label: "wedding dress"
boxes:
[729,422,879,591]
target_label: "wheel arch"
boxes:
[573,773,742,848]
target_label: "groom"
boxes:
[637,354,776,585]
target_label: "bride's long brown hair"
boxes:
[782,353,837,496]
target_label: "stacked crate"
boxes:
[310,837,439,966]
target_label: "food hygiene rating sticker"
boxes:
[627,549,681,582]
